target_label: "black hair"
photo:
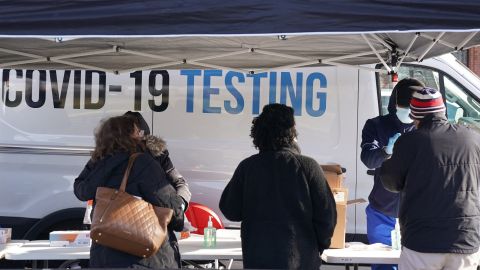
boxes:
[250,103,297,151]
[123,111,151,135]
[394,78,425,107]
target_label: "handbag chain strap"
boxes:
[118,153,141,192]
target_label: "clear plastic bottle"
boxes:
[203,216,217,248]
[83,200,93,230]
[396,219,401,249]
[391,218,401,250]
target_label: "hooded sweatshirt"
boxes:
[360,91,415,217]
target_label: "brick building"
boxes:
[453,47,480,76]
[468,47,480,76]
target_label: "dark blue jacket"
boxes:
[360,94,415,217]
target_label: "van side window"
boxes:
[378,66,439,115]
[444,75,480,126]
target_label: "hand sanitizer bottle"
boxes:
[391,218,401,250]
[83,200,93,230]
[395,218,401,249]
[203,216,216,248]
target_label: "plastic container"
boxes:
[203,216,217,248]
[391,218,401,250]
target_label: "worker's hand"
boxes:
[384,133,401,155]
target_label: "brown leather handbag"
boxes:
[90,153,174,258]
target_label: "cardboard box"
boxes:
[0,228,12,244]
[321,164,344,189]
[330,188,348,248]
[329,197,367,249]
[321,165,367,249]
[49,231,91,247]
[322,165,348,249]
[331,203,347,248]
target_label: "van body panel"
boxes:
[1,54,479,238]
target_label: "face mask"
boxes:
[396,106,413,124]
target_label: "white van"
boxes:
[1,54,479,240]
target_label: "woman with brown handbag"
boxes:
[74,115,185,268]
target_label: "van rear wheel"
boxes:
[57,259,88,269]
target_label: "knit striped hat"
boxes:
[409,87,446,120]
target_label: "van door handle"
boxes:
[367,170,375,176]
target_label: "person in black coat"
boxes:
[219,103,337,270]
[74,115,185,268]
[381,87,480,269]
[124,111,191,209]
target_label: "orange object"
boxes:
[391,72,398,82]
[180,231,190,239]
[185,202,224,235]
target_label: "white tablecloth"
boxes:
[5,229,242,261]
[0,241,27,260]
[321,245,401,265]
[179,231,242,260]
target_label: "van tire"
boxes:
[58,259,89,269]
[23,208,86,240]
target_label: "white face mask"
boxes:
[396,106,413,124]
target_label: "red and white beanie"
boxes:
[409,87,446,120]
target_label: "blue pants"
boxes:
[366,204,398,270]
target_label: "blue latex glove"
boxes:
[384,133,401,155]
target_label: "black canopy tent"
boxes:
[0,0,480,73]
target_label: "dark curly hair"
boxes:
[250,103,298,151]
[91,115,142,161]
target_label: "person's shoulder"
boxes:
[239,154,259,166]
[233,153,269,171]
[145,135,167,156]
[395,128,423,147]
[364,114,391,128]
[296,154,320,170]
[454,122,478,132]
[454,123,480,139]
[133,152,157,168]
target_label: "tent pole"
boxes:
[456,32,478,51]
[188,61,249,73]
[0,58,46,68]
[51,59,112,73]
[370,34,393,51]
[362,34,391,73]
[254,49,311,61]
[417,32,445,62]
[118,60,184,74]
[323,49,388,62]
[189,49,251,62]
[323,61,385,73]
[420,33,455,49]
[0,47,43,59]
[119,48,176,61]
[51,48,117,60]
[118,49,250,73]
[396,33,420,70]
[254,60,320,73]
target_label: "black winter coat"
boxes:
[144,135,191,205]
[219,147,337,269]
[74,152,185,268]
[380,114,480,254]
